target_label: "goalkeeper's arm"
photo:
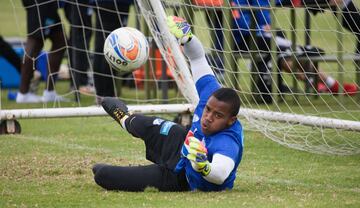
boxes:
[166,15,214,82]
[184,137,235,185]
[183,36,214,83]
[202,153,235,185]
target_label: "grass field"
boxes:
[1,116,359,207]
[1,0,360,207]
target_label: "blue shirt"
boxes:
[175,75,244,191]
[233,0,271,37]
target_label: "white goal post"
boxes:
[1,106,360,132]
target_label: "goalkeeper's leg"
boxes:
[101,97,187,168]
[93,163,189,192]
[124,114,187,169]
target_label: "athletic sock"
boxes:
[325,76,336,88]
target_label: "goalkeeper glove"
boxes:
[166,16,193,45]
[185,137,211,176]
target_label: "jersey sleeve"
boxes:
[210,134,240,163]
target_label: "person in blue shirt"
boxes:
[206,0,357,102]
[232,0,357,96]
[0,36,21,74]
[92,16,244,192]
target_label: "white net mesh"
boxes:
[5,0,189,105]
[136,0,360,155]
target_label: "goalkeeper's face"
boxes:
[201,96,237,136]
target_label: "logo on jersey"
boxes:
[160,121,175,135]
[153,118,164,126]
[185,130,194,142]
[192,114,199,122]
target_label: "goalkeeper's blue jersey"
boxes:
[175,75,244,191]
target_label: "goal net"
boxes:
[136,0,360,155]
[2,0,360,155]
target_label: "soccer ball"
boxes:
[103,27,149,73]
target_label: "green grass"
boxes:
[1,1,360,207]
[1,117,359,207]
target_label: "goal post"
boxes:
[137,0,199,105]
[2,106,360,132]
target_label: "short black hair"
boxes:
[211,88,240,117]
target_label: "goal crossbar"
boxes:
[1,105,360,132]
[0,104,194,120]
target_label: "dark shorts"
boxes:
[126,114,188,170]
[94,114,190,192]
[22,0,62,39]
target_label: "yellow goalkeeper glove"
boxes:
[186,137,211,176]
[166,16,193,45]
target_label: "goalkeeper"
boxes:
[92,16,244,192]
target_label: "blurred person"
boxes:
[62,0,95,100]
[17,0,67,103]
[206,0,357,102]
[92,16,244,192]
[217,0,357,102]
[205,0,279,103]
[0,35,21,73]
[232,0,357,98]
[91,0,133,102]
[273,30,357,95]
[0,35,42,94]
[278,0,360,55]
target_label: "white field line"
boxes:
[13,134,113,153]
[9,134,145,161]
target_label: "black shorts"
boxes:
[93,114,190,192]
[22,0,62,39]
[125,114,188,170]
